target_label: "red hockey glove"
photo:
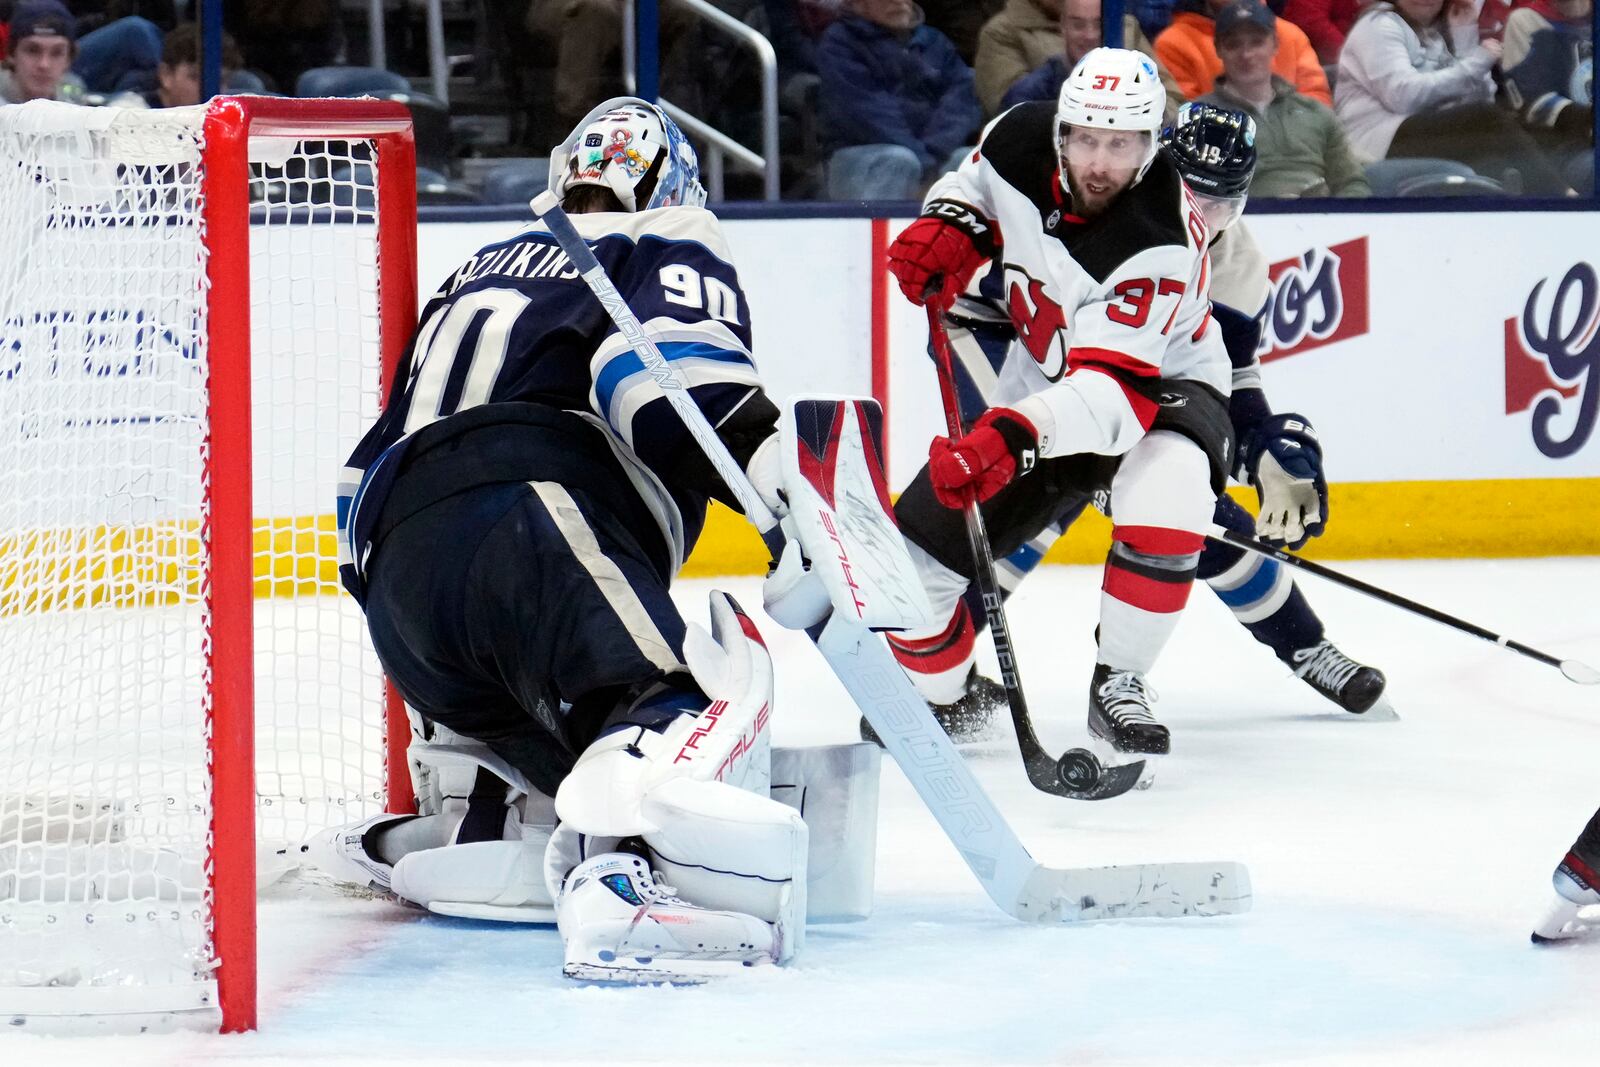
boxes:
[927,408,1039,508]
[886,200,1000,313]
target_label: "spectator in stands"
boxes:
[922,0,1005,63]
[524,0,700,138]
[1479,0,1529,40]
[109,22,246,108]
[69,1,178,37]
[0,1,83,103]
[1201,0,1370,195]
[973,0,1064,115]
[816,0,981,199]
[1336,0,1577,193]
[224,0,343,95]
[1500,0,1593,191]
[999,0,1185,119]
[1282,0,1361,63]
[72,12,163,94]
[1156,0,1331,104]
[1134,0,1178,40]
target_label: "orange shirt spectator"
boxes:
[1156,0,1332,104]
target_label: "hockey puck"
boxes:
[1055,748,1103,792]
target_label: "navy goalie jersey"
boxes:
[337,206,771,602]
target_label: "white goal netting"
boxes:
[0,101,398,1023]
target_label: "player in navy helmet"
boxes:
[1160,100,1392,719]
[1163,101,1256,229]
[310,97,816,983]
[867,94,1391,756]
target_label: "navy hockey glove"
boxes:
[1244,413,1325,549]
[886,200,1000,313]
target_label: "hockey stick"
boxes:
[925,304,1143,800]
[1208,524,1600,685]
[530,191,1251,922]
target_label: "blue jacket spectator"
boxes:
[1002,54,1068,110]
[1501,0,1593,191]
[817,0,982,199]
[1502,0,1592,133]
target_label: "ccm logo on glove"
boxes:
[928,408,1038,508]
[886,199,1001,313]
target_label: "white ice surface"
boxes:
[6,557,1598,1066]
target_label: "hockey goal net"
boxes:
[0,97,417,1032]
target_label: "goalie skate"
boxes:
[299,812,416,894]
[557,853,778,983]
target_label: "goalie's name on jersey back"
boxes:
[435,206,740,298]
[338,206,762,598]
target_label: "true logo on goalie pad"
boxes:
[821,511,868,619]
[672,700,773,783]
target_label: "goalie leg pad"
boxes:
[316,736,562,921]
[554,590,773,837]
[771,743,880,922]
[640,776,808,961]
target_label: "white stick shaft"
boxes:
[530,191,1248,920]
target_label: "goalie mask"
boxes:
[548,97,707,212]
[1161,102,1256,235]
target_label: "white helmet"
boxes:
[1056,47,1166,132]
[1055,48,1167,187]
[548,97,707,212]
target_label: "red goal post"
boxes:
[0,97,418,1033]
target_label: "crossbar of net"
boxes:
[0,103,390,1018]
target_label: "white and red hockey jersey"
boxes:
[926,102,1231,459]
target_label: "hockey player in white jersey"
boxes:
[880,102,1390,752]
[303,100,876,983]
[884,48,1233,768]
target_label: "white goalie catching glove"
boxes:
[546,590,809,983]
[1244,413,1327,550]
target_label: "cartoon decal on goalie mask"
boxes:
[548,96,707,212]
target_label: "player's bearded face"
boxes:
[1059,125,1147,217]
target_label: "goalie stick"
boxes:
[924,303,1144,801]
[529,191,1252,923]
[1208,525,1600,685]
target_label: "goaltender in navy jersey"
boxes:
[337,206,767,604]
[929,101,1231,461]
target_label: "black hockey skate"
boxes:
[1290,640,1389,714]
[1087,664,1169,756]
[1533,810,1600,943]
[861,667,1004,746]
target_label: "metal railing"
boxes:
[365,0,450,105]
[622,0,780,200]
